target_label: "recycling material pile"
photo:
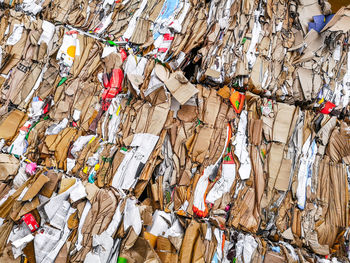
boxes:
[0,0,350,262]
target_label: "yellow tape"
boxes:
[88,136,96,144]
[116,105,121,116]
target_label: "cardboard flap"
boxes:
[22,174,50,201]
[164,72,198,105]
[0,110,25,140]
[154,64,169,82]
[0,154,20,181]
[40,171,62,198]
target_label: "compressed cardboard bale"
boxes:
[1,1,350,262]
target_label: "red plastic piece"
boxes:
[109,68,123,90]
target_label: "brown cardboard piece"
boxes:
[275,159,292,191]
[156,236,179,262]
[177,105,197,122]
[119,235,162,263]
[22,174,50,201]
[263,251,286,263]
[0,110,25,140]
[205,68,221,79]
[0,154,20,181]
[268,143,284,193]
[0,245,21,263]
[154,64,170,82]
[40,171,62,198]
[0,220,14,253]
[179,220,205,263]
[144,231,157,248]
[58,178,76,194]
[273,103,296,144]
[15,196,40,221]
[164,71,198,105]
[298,0,322,33]
[322,6,350,32]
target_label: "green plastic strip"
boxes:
[57,77,67,87]
[117,257,127,263]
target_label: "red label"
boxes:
[163,34,174,41]
[66,30,78,35]
[158,48,168,53]
[320,101,335,114]
[22,213,39,232]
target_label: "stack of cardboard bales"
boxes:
[0,0,349,262]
